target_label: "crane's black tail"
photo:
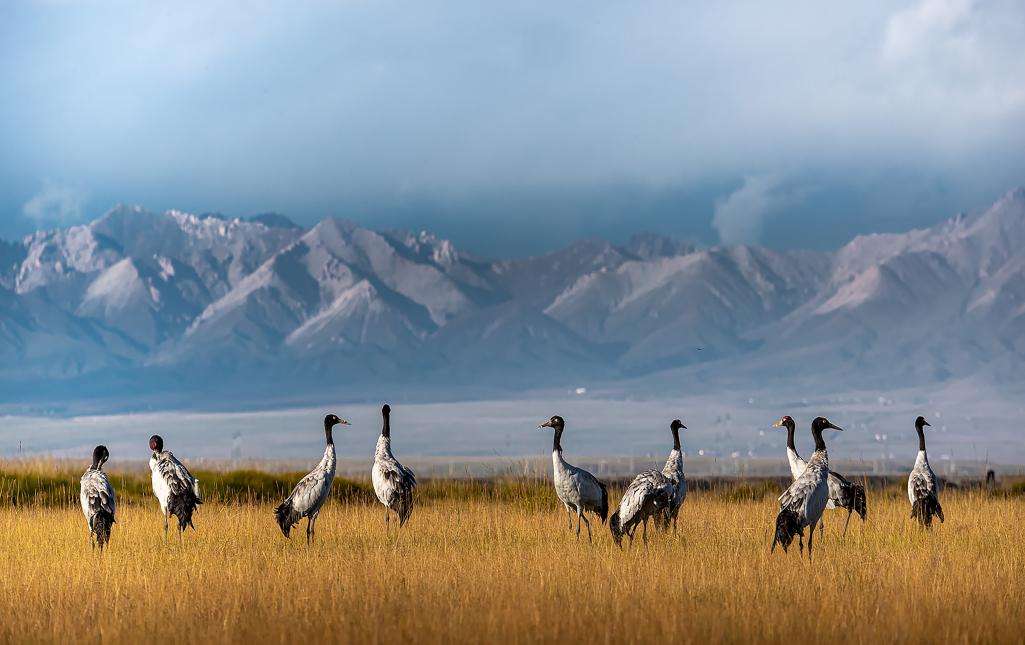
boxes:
[90,509,115,548]
[168,489,201,532]
[595,481,609,524]
[772,509,802,553]
[911,494,944,528]
[609,511,624,547]
[850,482,868,521]
[397,488,415,527]
[274,498,300,538]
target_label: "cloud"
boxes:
[712,175,794,246]
[22,180,87,227]
[883,0,975,62]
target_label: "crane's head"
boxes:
[773,416,796,432]
[915,416,931,430]
[811,417,844,433]
[92,445,109,468]
[324,414,350,429]
[670,419,686,431]
[538,415,565,431]
[149,435,163,453]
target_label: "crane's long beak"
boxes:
[538,420,552,429]
[828,422,845,432]
[680,424,687,430]
[772,419,782,428]
[340,419,351,425]
[923,421,931,428]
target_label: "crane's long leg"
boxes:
[819,519,824,541]
[673,512,678,534]
[575,511,582,540]
[306,516,314,545]
[798,532,804,556]
[807,523,815,561]
[581,513,592,543]
[842,508,853,537]
[163,513,169,539]
[566,506,574,531]
[642,518,649,545]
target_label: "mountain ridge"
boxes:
[2,189,1024,406]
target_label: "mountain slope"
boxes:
[1,189,1024,404]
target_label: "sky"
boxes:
[1,0,1024,257]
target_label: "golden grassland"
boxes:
[0,467,1024,644]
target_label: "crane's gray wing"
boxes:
[288,467,330,511]
[779,467,823,514]
[81,470,117,516]
[157,452,195,496]
[619,471,673,520]
[909,466,936,501]
[381,459,416,500]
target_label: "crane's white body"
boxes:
[908,450,937,504]
[372,435,416,524]
[778,449,830,532]
[80,468,116,533]
[285,443,337,520]
[149,450,200,516]
[662,447,687,525]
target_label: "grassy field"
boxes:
[1,465,1023,643]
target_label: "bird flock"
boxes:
[78,408,943,552]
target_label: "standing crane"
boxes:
[659,419,687,532]
[610,469,675,548]
[372,404,417,528]
[538,415,609,542]
[908,416,944,528]
[773,415,867,536]
[771,417,844,559]
[149,435,202,537]
[80,445,116,549]
[275,413,349,544]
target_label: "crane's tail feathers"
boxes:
[397,488,415,526]
[772,509,802,553]
[850,483,867,521]
[273,499,299,538]
[90,509,115,548]
[596,481,609,524]
[911,494,943,528]
[167,490,200,531]
[609,511,623,547]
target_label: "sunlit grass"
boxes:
[0,467,1023,643]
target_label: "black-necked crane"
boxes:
[908,415,944,528]
[372,404,417,528]
[80,445,116,549]
[772,416,843,559]
[274,413,349,544]
[773,415,867,536]
[538,415,609,542]
[610,469,675,548]
[657,419,687,532]
[149,434,202,536]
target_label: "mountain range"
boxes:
[2,189,1025,409]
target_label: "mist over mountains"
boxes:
[3,189,1025,410]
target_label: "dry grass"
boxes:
[0,474,1023,644]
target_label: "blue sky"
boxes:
[1,0,1023,256]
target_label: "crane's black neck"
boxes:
[324,421,334,446]
[553,426,563,453]
[785,424,797,451]
[812,427,826,452]
[382,409,391,439]
[917,425,926,452]
[91,457,103,470]
[671,426,681,451]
